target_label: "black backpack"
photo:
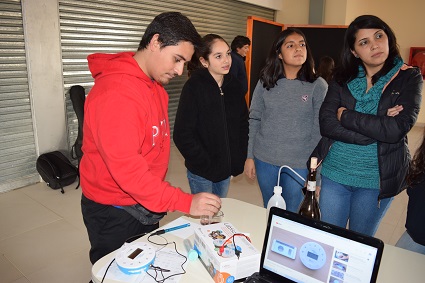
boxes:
[36,151,78,194]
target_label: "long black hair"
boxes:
[334,15,401,85]
[259,28,316,90]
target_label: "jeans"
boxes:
[396,231,425,255]
[254,157,307,212]
[320,175,393,236]
[187,170,230,198]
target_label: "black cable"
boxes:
[232,234,241,259]
[125,232,148,243]
[100,258,115,283]
[99,231,188,283]
[145,234,188,283]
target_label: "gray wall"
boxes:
[22,0,67,155]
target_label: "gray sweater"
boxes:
[247,77,327,168]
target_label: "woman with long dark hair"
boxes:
[174,34,248,197]
[244,28,327,211]
[311,15,423,236]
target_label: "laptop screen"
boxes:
[260,207,384,283]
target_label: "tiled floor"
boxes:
[0,126,423,283]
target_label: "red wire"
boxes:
[218,233,251,255]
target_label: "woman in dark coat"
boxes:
[311,15,422,236]
[173,34,248,197]
[396,127,425,254]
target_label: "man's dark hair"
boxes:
[138,12,201,51]
[231,35,251,51]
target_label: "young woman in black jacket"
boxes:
[311,15,422,236]
[396,127,425,254]
[173,34,249,197]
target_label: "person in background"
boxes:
[230,35,251,94]
[396,127,425,255]
[173,34,249,198]
[311,15,422,236]
[317,55,335,84]
[80,12,221,265]
[244,28,327,212]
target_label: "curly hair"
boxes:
[407,127,425,185]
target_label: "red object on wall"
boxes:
[412,52,425,76]
[409,47,425,79]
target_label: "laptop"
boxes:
[244,206,384,283]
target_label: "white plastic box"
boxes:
[193,222,260,283]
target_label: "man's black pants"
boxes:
[81,194,158,264]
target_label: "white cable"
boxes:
[277,165,306,186]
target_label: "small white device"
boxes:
[115,242,156,275]
[299,241,326,270]
[271,239,297,259]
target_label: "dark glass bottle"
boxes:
[298,157,321,220]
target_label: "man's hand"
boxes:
[190,192,222,216]
[387,105,403,117]
[244,158,256,180]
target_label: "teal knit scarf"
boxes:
[348,57,404,114]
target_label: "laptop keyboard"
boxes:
[245,278,268,283]
[244,273,273,283]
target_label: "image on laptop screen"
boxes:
[260,209,383,283]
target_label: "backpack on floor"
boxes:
[36,151,78,194]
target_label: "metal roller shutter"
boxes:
[59,0,274,153]
[0,0,38,193]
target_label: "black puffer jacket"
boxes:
[173,68,249,182]
[405,175,425,246]
[311,66,422,200]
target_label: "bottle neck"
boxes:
[308,168,316,181]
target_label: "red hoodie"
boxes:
[80,52,193,213]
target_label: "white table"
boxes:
[92,198,425,283]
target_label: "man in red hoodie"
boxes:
[80,12,222,264]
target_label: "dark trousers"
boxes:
[81,194,158,264]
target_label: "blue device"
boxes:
[153,223,191,235]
